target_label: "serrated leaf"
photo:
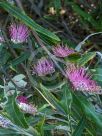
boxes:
[0,2,60,43]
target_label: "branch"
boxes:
[75,32,102,51]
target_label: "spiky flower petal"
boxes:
[52,45,75,58]
[0,115,12,128]
[65,64,102,94]
[9,23,29,44]
[34,57,55,76]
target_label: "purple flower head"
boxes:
[52,45,75,58]
[34,57,55,76]
[17,96,37,115]
[17,96,28,104]
[65,64,102,94]
[9,23,30,44]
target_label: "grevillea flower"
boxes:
[52,45,75,58]
[9,23,30,44]
[65,64,102,94]
[34,57,55,76]
[17,96,37,115]
[0,115,12,128]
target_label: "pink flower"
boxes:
[65,64,102,94]
[52,45,75,58]
[34,57,55,76]
[17,96,37,115]
[9,23,30,44]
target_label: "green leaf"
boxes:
[63,39,76,48]
[0,49,11,66]
[36,117,45,136]
[66,53,81,62]
[9,52,30,67]
[0,2,60,44]
[73,92,102,129]
[92,68,102,82]
[72,115,85,136]
[53,0,61,11]
[77,52,96,66]
[26,126,40,136]
[8,74,27,89]
[40,84,66,115]
[5,94,28,128]
[0,128,19,136]
[61,84,72,114]
[10,44,25,49]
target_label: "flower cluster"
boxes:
[9,23,30,44]
[52,45,75,58]
[17,96,37,115]
[0,115,12,128]
[65,64,102,94]
[4,22,102,95]
[34,57,55,76]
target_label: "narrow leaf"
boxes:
[73,115,85,136]
[5,94,28,128]
[73,92,102,129]
[61,84,72,114]
[40,84,66,115]
[78,52,96,66]
[9,52,30,67]
[71,3,98,28]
